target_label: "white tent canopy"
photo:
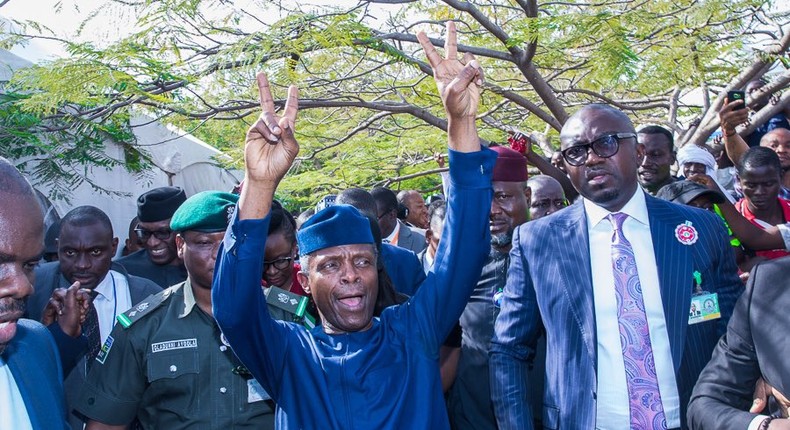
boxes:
[1,48,242,247]
[32,114,242,246]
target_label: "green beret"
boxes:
[170,191,239,233]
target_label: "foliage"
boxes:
[0,91,149,202]
[1,0,788,210]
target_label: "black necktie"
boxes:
[84,290,101,370]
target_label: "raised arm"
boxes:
[688,174,786,250]
[417,21,483,154]
[720,99,750,167]
[238,73,299,220]
[212,73,299,397]
[404,22,495,344]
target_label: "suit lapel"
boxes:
[646,196,692,368]
[553,202,597,365]
[6,341,45,429]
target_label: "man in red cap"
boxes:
[447,144,529,430]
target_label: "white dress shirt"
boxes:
[0,357,34,430]
[93,270,132,344]
[585,189,681,429]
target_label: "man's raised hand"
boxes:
[719,98,749,136]
[417,21,483,152]
[244,72,299,187]
[41,281,89,337]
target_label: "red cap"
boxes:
[491,146,528,182]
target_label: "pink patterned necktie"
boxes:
[608,212,667,430]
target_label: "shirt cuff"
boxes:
[748,415,771,430]
[447,146,497,189]
[778,223,790,251]
[223,209,271,260]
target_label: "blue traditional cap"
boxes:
[170,191,239,233]
[297,204,374,256]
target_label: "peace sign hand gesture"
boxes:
[417,21,484,152]
[244,72,299,187]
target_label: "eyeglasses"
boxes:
[263,256,293,271]
[134,228,173,242]
[561,133,636,166]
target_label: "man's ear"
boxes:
[524,185,532,204]
[111,237,119,256]
[424,229,433,246]
[176,234,186,259]
[636,142,646,163]
[297,271,310,295]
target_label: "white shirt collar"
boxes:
[583,186,649,229]
[93,270,119,299]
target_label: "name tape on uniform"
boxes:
[151,338,198,353]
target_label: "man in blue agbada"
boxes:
[212,22,495,429]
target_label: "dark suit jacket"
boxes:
[490,194,744,430]
[688,256,790,429]
[3,319,70,430]
[26,262,162,430]
[396,220,427,254]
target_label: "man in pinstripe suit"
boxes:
[490,104,744,430]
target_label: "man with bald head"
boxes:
[490,104,743,430]
[397,189,430,230]
[0,157,72,429]
[526,175,567,220]
[372,187,426,254]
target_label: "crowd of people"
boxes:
[2,20,790,430]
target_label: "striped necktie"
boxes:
[83,290,102,370]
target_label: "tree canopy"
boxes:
[2,0,788,209]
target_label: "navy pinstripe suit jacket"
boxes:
[490,193,744,430]
[4,319,70,430]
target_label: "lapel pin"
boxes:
[675,221,698,245]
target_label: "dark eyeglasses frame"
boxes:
[263,256,293,271]
[561,133,637,166]
[134,228,174,241]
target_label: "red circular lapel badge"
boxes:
[675,221,698,245]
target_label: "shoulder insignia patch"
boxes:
[117,284,180,329]
[265,286,308,317]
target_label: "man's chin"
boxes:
[149,254,175,266]
[491,233,513,248]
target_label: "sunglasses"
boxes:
[561,133,636,166]
[134,228,174,241]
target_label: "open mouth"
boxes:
[337,295,365,311]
